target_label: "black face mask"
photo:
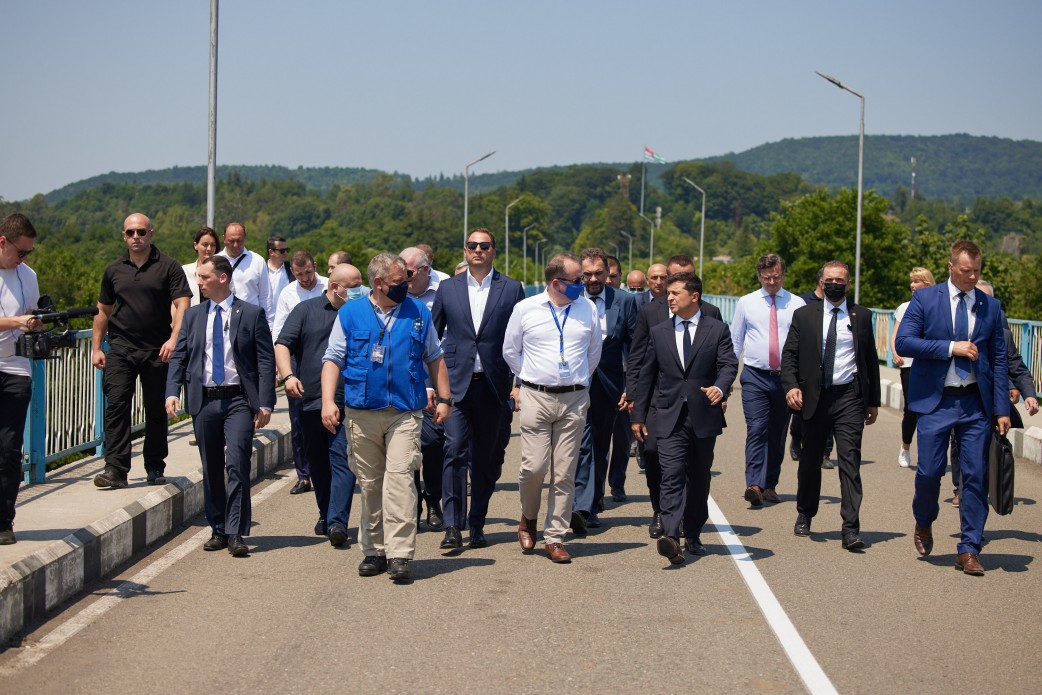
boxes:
[385,280,409,304]
[823,282,847,302]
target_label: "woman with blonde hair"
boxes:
[890,266,936,467]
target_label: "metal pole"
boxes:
[505,197,522,277]
[682,178,706,277]
[523,223,535,288]
[640,214,655,265]
[206,0,219,228]
[620,230,633,271]
[639,159,646,216]
[463,151,496,246]
[534,239,546,289]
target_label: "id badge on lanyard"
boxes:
[550,302,571,379]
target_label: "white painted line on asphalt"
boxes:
[708,496,838,695]
[0,473,294,676]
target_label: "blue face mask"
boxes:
[345,286,363,301]
[558,279,584,302]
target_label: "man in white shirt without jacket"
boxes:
[217,222,274,329]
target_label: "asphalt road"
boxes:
[2,390,1040,694]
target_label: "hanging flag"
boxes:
[643,146,666,163]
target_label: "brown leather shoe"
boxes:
[952,494,960,508]
[762,488,781,503]
[517,517,536,551]
[955,552,985,576]
[744,485,763,506]
[913,524,933,556]
[545,542,571,564]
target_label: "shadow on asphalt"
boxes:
[918,552,1034,573]
[90,581,188,599]
[566,541,645,558]
[705,523,764,538]
[411,557,495,580]
[807,530,906,547]
[981,528,1042,544]
[248,535,329,553]
[10,528,78,542]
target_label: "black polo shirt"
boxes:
[99,244,192,350]
[275,294,343,411]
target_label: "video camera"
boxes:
[15,295,99,360]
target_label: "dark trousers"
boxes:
[574,377,618,515]
[415,409,444,511]
[899,368,918,445]
[0,372,32,532]
[915,392,990,555]
[442,376,506,530]
[607,407,631,493]
[287,358,309,481]
[657,404,716,541]
[641,408,663,513]
[301,409,355,526]
[795,382,865,535]
[740,367,790,490]
[194,394,254,536]
[790,407,833,456]
[102,345,169,478]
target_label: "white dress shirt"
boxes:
[466,270,492,372]
[673,311,700,361]
[502,292,602,387]
[217,247,274,329]
[267,263,291,310]
[205,295,239,386]
[822,301,856,386]
[272,276,328,342]
[945,280,978,387]
[730,287,806,368]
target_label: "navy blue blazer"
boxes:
[895,283,1009,418]
[432,269,526,402]
[166,297,276,416]
[589,286,637,400]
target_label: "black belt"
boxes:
[943,383,979,397]
[203,384,244,399]
[521,380,586,394]
[748,365,782,377]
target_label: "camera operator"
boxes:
[91,213,191,489]
[0,213,43,545]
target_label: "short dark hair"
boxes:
[666,271,702,296]
[667,254,694,270]
[467,228,496,248]
[291,250,315,268]
[821,260,850,278]
[205,254,234,280]
[194,226,218,244]
[0,213,38,242]
[756,254,786,274]
[545,253,578,284]
[951,240,982,262]
[606,256,621,272]
[267,236,287,249]
[579,247,609,271]
[329,250,351,265]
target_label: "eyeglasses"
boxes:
[465,241,493,251]
[124,228,150,237]
[406,265,428,279]
[269,247,290,254]
[556,276,582,285]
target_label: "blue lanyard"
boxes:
[548,302,571,360]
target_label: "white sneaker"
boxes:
[898,449,912,468]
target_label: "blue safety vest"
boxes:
[338,296,431,412]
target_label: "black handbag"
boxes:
[988,432,1015,515]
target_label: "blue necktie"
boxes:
[954,292,971,379]
[212,306,225,385]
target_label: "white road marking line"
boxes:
[0,473,294,675]
[708,495,838,695]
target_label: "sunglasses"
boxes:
[406,265,429,278]
[124,228,150,237]
[4,239,34,259]
[556,276,582,285]
[465,241,493,251]
[269,247,290,254]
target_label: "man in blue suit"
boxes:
[895,240,1010,576]
[572,248,637,530]
[165,256,276,558]
[432,229,526,549]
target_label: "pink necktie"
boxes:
[768,294,780,371]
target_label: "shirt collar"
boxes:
[826,300,849,316]
[466,269,492,289]
[947,279,971,301]
[674,310,701,326]
[122,244,160,265]
[209,295,234,314]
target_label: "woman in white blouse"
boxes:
[182,227,218,305]
[890,266,936,468]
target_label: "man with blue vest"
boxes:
[321,253,452,583]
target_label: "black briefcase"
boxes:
[988,432,1015,515]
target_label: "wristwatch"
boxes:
[436,395,454,406]
[280,374,297,386]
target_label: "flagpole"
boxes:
[639,157,646,217]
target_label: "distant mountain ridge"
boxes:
[42,134,1042,204]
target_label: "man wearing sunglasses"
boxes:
[92,213,192,488]
[217,222,275,330]
[504,254,602,564]
[0,214,43,544]
[266,236,294,311]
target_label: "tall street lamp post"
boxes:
[464,150,496,246]
[681,177,706,277]
[534,239,547,289]
[505,197,522,276]
[620,230,633,272]
[817,71,864,304]
[522,223,536,288]
[639,214,655,265]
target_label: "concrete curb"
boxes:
[0,422,291,645]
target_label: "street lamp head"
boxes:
[816,70,844,89]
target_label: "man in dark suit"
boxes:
[782,260,880,550]
[632,272,738,563]
[572,248,637,531]
[432,228,526,549]
[895,240,1010,575]
[624,256,722,538]
[165,256,276,557]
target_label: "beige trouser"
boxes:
[346,407,422,559]
[517,386,590,544]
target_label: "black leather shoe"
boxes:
[290,479,312,495]
[468,527,488,548]
[648,512,664,539]
[358,555,388,576]
[426,500,445,531]
[203,532,228,551]
[685,538,708,555]
[570,512,588,536]
[595,499,605,513]
[314,518,327,536]
[586,513,603,529]
[440,526,463,550]
[657,536,685,564]
[841,533,865,551]
[790,442,801,461]
[611,488,627,502]
[327,523,349,547]
[794,514,811,537]
[388,558,412,582]
[146,470,166,485]
[93,471,128,489]
[0,529,14,545]
[228,535,249,557]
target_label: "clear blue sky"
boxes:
[3,1,1040,201]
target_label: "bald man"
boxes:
[92,213,192,488]
[627,270,648,309]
